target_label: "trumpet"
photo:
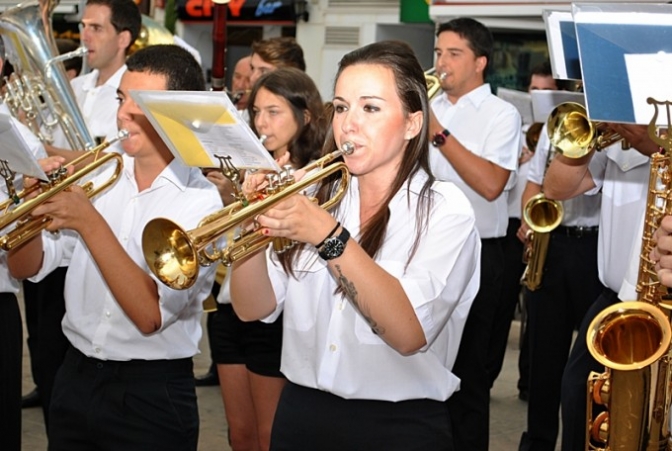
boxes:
[547,102,629,159]
[425,68,444,101]
[0,130,128,251]
[142,141,355,290]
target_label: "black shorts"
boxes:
[210,302,284,378]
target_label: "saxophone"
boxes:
[520,139,564,291]
[585,98,672,451]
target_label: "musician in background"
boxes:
[208,67,329,451]
[0,35,47,451]
[231,39,480,450]
[20,36,84,414]
[428,17,521,450]
[516,117,602,451]
[498,61,559,404]
[8,44,222,451]
[231,55,252,111]
[19,0,141,435]
[543,123,658,450]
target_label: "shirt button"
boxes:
[338,302,345,311]
[94,347,101,353]
[105,311,111,317]
[329,344,337,352]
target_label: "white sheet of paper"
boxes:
[497,88,533,125]
[531,90,585,123]
[130,90,281,172]
[0,113,47,180]
[624,53,672,126]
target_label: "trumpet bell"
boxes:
[143,218,198,290]
[547,102,595,158]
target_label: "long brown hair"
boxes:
[278,40,435,275]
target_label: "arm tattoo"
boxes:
[334,264,385,336]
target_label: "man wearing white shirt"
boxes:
[428,17,521,451]
[543,123,658,451]
[517,121,602,451]
[9,45,222,451]
[0,36,47,451]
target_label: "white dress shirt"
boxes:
[262,172,481,402]
[50,66,126,151]
[430,84,521,238]
[0,103,47,294]
[31,154,223,360]
[527,123,601,227]
[586,144,650,296]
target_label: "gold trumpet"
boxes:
[425,68,444,101]
[142,142,355,290]
[547,102,629,159]
[0,130,128,251]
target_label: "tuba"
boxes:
[142,142,355,290]
[585,97,672,451]
[0,0,95,150]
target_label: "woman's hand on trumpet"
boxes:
[255,193,338,248]
[651,215,672,288]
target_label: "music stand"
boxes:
[573,2,672,124]
[543,9,582,80]
[0,113,47,181]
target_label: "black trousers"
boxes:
[488,218,527,387]
[22,267,70,429]
[271,382,453,451]
[0,292,22,451]
[48,346,199,451]
[447,237,505,451]
[560,288,618,451]
[518,230,601,451]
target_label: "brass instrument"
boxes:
[142,142,355,290]
[129,15,175,55]
[520,192,564,291]
[0,0,96,150]
[0,130,128,251]
[525,122,544,152]
[425,68,443,101]
[547,102,629,159]
[585,97,672,451]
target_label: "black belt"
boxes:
[554,225,599,238]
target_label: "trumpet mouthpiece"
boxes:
[117,129,130,141]
[341,141,355,155]
[259,135,268,144]
[439,72,447,81]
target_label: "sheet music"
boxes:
[543,10,581,80]
[531,90,585,123]
[130,90,281,171]
[0,113,47,180]
[625,53,672,126]
[497,88,533,125]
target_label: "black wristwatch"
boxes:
[431,129,451,147]
[318,227,350,260]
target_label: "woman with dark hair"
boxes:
[230,40,481,450]
[210,67,329,451]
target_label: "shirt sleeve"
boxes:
[480,106,522,173]
[28,230,77,282]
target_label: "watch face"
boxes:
[323,238,345,259]
[432,133,446,147]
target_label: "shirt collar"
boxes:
[122,154,192,193]
[436,83,492,109]
[82,65,127,92]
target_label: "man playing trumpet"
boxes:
[8,45,222,451]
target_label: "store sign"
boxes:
[177,0,295,21]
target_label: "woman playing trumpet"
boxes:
[230,40,480,450]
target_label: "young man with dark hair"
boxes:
[428,17,522,451]
[9,44,222,451]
